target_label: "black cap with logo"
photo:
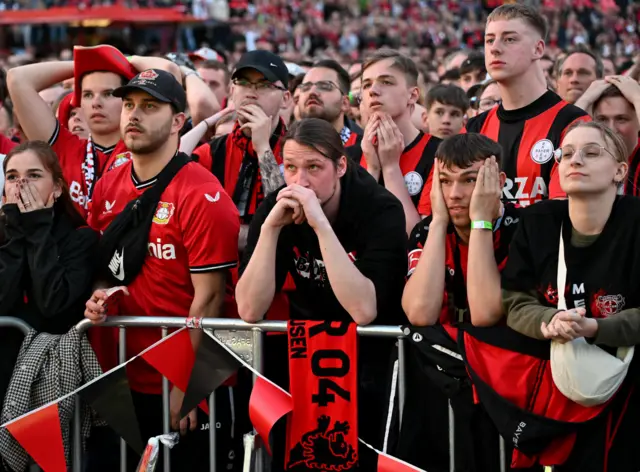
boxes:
[113,69,187,113]
[232,50,289,88]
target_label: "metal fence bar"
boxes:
[0,317,32,336]
[448,400,455,472]
[161,327,171,472]
[251,328,265,472]
[397,336,406,429]
[209,392,216,472]
[119,328,128,472]
[500,437,506,472]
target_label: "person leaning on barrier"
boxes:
[0,141,97,404]
[82,70,242,472]
[502,121,640,471]
[398,133,529,472]
[236,117,408,465]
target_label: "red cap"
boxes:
[57,93,73,130]
[73,45,137,107]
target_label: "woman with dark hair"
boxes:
[0,140,98,402]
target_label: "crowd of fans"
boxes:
[0,0,638,471]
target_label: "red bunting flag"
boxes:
[6,403,67,472]
[139,328,208,413]
[249,376,293,455]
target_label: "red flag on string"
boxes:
[359,439,427,472]
[249,376,293,455]
[6,403,67,472]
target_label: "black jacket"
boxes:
[0,205,98,401]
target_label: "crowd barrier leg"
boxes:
[161,328,171,472]
[397,336,406,429]
[209,391,216,472]
[500,437,506,472]
[251,328,266,472]
[448,400,455,472]
[73,395,82,472]
[119,328,128,472]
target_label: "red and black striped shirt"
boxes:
[466,91,589,207]
[625,141,640,197]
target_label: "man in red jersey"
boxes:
[351,48,441,234]
[7,45,217,218]
[0,135,17,201]
[83,70,241,471]
[461,4,589,209]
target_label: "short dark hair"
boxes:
[283,118,345,167]
[436,133,503,169]
[362,48,418,87]
[487,3,548,41]
[439,68,461,82]
[426,84,470,112]
[593,85,631,113]
[557,45,604,79]
[197,60,231,85]
[459,52,486,76]
[311,59,350,95]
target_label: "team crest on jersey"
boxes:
[153,202,175,225]
[592,292,626,318]
[404,171,424,196]
[530,139,555,164]
[112,152,131,169]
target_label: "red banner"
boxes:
[286,320,359,471]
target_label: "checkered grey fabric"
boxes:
[0,326,104,471]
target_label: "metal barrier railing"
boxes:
[73,317,407,472]
[0,316,507,472]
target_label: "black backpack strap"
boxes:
[210,134,229,187]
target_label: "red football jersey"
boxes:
[49,120,131,217]
[88,159,240,394]
[0,135,16,155]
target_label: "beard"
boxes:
[123,118,172,154]
[301,104,342,124]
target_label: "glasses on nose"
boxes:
[232,78,286,92]
[478,98,501,111]
[554,143,616,164]
[299,81,342,94]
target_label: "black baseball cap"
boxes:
[113,69,187,113]
[232,50,289,88]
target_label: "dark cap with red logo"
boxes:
[113,69,187,113]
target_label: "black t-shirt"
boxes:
[407,203,521,324]
[502,197,640,320]
[240,162,408,327]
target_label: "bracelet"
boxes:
[471,220,493,230]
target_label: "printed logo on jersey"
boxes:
[111,152,131,170]
[504,216,519,226]
[148,238,177,260]
[293,247,328,286]
[104,200,116,214]
[205,192,220,203]
[530,139,555,164]
[502,176,547,205]
[69,180,89,209]
[408,248,423,276]
[153,202,175,225]
[542,284,559,305]
[109,248,125,281]
[404,171,424,196]
[591,289,626,318]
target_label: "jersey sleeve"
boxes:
[407,216,431,278]
[48,120,85,169]
[192,142,212,172]
[416,167,434,216]
[181,181,240,272]
[0,135,17,155]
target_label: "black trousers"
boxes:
[83,377,252,472]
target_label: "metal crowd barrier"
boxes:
[0,316,507,472]
[72,317,408,472]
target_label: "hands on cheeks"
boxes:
[541,308,598,343]
[430,159,449,225]
[84,287,130,324]
[374,113,404,169]
[264,184,329,231]
[3,179,55,212]
[469,156,502,222]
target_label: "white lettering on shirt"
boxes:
[148,238,177,260]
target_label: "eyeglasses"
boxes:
[232,78,287,92]
[478,98,501,110]
[299,81,343,94]
[554,144,617,163]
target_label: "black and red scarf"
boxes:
[286,320,359,471]
[230,119,286,217]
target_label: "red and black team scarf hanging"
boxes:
[286,320,359,471]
